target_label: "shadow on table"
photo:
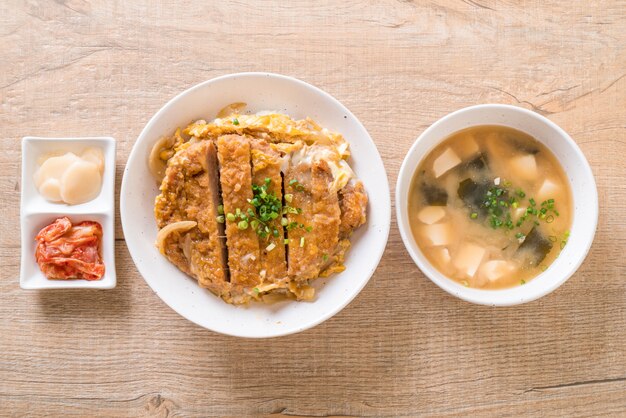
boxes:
[34,261,131,320]
[35,285,131,320]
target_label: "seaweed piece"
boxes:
[421,183,448,206]
[517,227,553,265]
[457,178,490,213]
[464,153,489,171]
[506,135,540,154]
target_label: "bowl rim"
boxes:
[395,103,598,306]
[121,72,390,337]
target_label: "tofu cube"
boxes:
[417,206,446,225]
[453,242,486,278]
[510,154,537,181]
[478,260,517,282]
[433,148,461,178]
[432,247,452,266]
[421,223,452,246]
[512,206,527,221]
[456,136,480,160]
[536,179,559,201]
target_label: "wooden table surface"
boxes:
[2,1,625,416]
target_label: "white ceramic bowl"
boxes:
[396,104,597,306]
[121,72,390,337]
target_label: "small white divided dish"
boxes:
[121,72,390,337]
[396,104,598,306]
[21,137,116,289]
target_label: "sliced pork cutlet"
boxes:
[318,180,368,277]
[217,135,261,295]
[285,151,341,282]
[251,139,287,286]
[154,140,229,297]
[338,181,368,239]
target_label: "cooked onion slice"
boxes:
[148,136,175,183]
[156,221,197,254]
[288,282,315,300]
[216,102,247,118]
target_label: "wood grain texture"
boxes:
[1,0,625,416]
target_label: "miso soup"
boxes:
[408,125,572,289]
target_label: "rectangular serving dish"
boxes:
[20,137,116,289]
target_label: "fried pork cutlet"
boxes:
[339,181,368,239]
[217,135,262,294]
[154,119,369,304]
[316,180,368,278]
[251,139,287,285]
[154,140,229,297]
[285,149,341,282]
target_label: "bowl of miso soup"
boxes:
[397,104,597,306]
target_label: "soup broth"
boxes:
[408,125,572,289]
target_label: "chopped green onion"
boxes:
[237,220,248,230]
[300,237,305,247]
[226,213,236,222]
[323,254,329,261]
[520,279,526,285]
[284,238,290,244]
[217,205,224,215]
[284,193,293,203]
[216,215,225,223]
[265,243,276,252]
[281,217,288,226]
[470,212,478,219]
[232,118,240,125]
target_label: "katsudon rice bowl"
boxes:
[121,73,390,337]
